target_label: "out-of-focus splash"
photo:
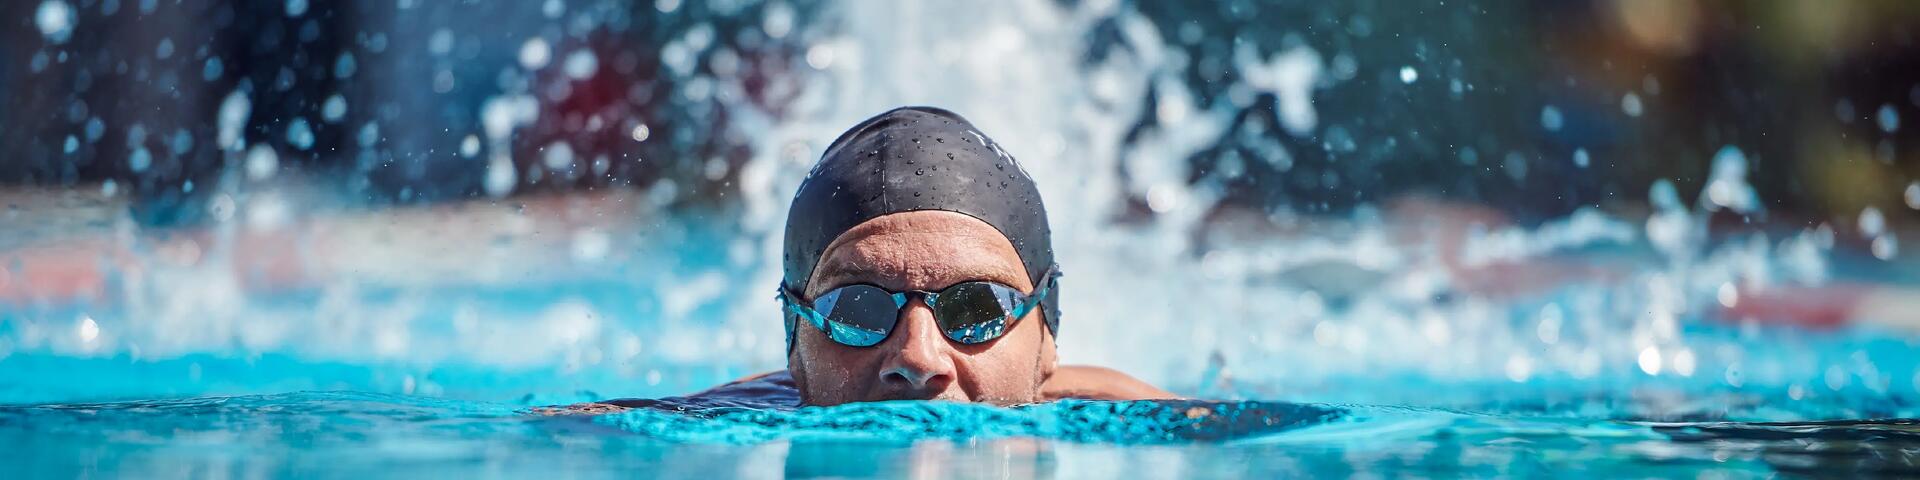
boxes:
[718,0,1910,416]
[0,0,1914,423]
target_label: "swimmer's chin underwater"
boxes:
[565,106,1173,411]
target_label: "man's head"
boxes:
[780,107,1060,405]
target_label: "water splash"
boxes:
[597,398,1343,444]
[35,0,76,45]
[0,0,1905,419]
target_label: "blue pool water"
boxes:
[6,259,1920,477]
[3,199,1919,476]
[7,0,1920,476]
[6,389,1920,477]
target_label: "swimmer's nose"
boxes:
[877,298,956,393]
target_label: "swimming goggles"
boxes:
[780,265,1057,348]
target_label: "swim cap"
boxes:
[783,106,1061,344]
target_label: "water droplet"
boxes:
[155,38,175,60]
[1399,66,1418,84]
[485,158,517,198]
[804,43,834,70]
[202,57,225,81]
[217,90,250,150]
[1638,347,1662,375]
[563,50,598,79]
[36,1,75,45]
[1540,105,1564,132]
[285,118,314,150]
[334,53,357,79]
[169,129,192,155]
[77,315,99,343]
[543,142,576,170]
[1873,234,1899,260]
[321,94,348,123]
[358,122,380,148]
[127,147,151,172]
[285,0,308,17]
[519,37,551,70]
[1861,206,1886,237]
[914,169,924,175]
[428,29,454,56]
[1877,104,1901,133]
[245,145,279,180]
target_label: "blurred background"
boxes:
[2,0,1918,417]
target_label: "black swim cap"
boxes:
[782,106,1061,343]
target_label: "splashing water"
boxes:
[8,391,1920,476]
[3,0,1920,475]
[0,0,1904,413]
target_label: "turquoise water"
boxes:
[6,293,1920,477]
[6,0,1919,475]
[4,214,1920,477]
[6,389,1920,477]
[3,202,1917,477]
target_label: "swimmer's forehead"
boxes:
[807,210,1031,295]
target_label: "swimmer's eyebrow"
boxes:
[809,263,883,292]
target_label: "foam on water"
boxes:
[598,399,1343,444]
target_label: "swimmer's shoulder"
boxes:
[1043,365,1180,401]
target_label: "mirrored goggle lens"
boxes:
[819,285,898,347]
[934,282,1018,344]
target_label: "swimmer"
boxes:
[573,107,1173,411]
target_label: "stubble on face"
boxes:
[789,210,1055,406]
